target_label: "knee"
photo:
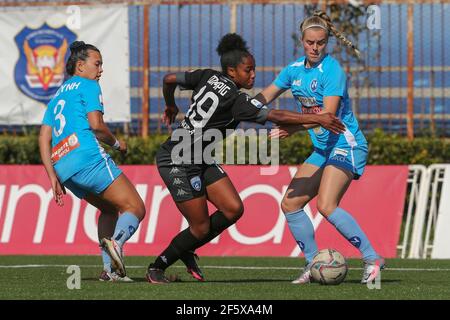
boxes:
[222,201,244,223]
[316,198,337,217]
[129,198,146,221]
[190,220,211,240]
[281,198,305,215]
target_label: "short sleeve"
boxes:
[176,69,207,90]
[83,80,104,113]
[322,62,347,97]
[42,105,53,126]
[273,65,292,89]
[231,93,269,125]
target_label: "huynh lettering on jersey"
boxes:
[207,75,230,96]
[54,82,81,97]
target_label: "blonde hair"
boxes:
[300,10,361,59]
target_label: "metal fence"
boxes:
[1,0,449,138]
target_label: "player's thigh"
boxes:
[206,176,243,221]
[282,162,323,212]
[316,165,353,216]
[100,174,145,218]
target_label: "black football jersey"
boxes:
[161,69,269,162]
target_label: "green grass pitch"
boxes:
[1,255,450,300]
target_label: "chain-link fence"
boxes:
[1,0,449,138]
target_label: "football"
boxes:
[310,249,348,285]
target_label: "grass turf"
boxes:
[1,255,450,300]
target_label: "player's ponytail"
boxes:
[66,41,100,76]
[301,11,361,59]
[216,33,252,74]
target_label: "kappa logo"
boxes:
[14,23,77,104]
[173,178,184,185]
[190,176,202,192]
[292,79,301,86]
[170,167,181,175]
[297,240,305,251]
[177,189,189,196]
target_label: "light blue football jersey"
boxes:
[42,76,110,182]
[273,54,367,150]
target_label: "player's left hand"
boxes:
[269,125,298,139]
[51,178,66,207]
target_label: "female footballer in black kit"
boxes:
[145,33,345,283]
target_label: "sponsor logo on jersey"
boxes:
[190,176,202,192]
[292,79,301,86]
[301,106,321,114]
[297,96,318,107]
[310,79,318,92]
[51,133,80,163]
[14,23,76,104]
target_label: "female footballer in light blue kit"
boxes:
[39,41,145,281]
[257,11,384,284]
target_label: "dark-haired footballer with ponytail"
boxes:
[39,41,146,282]
[146,33,345,284]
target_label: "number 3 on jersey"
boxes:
[53,99,66,137]
[187,85,219,128]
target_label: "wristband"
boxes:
[112,139,120,150]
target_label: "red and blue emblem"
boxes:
[14,23,77,104]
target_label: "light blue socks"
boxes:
[112,212,140,248]
[327,207,378,261]
[285,209,318,263]
[101,247,112,272]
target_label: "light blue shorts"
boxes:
[305,144,368,180]
[63,157,122,199]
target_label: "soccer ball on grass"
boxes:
[310,248,348,285]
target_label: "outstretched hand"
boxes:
[162,105,179,126]
[317,113,346,134]
[269,125,299,139]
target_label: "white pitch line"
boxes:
[0,264,450,272]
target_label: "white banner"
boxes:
[432,165,450,258]
[0,5,130,124]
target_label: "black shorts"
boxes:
[156,147,228,202]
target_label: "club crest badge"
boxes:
[190,176,202,192]
[310,79,318,92]
[14,23,77,104]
